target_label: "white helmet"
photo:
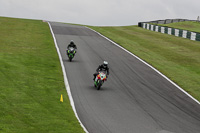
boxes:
[103,61,108,66]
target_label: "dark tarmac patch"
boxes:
[52,25,99,36]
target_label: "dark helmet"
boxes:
[70,40,74,44]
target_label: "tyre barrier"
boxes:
[138,22,200,42]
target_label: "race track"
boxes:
[50,22,200,133]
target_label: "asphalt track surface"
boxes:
[50,22,200,133]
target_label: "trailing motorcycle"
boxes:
[94,71,107,90]
[66,47,76,62]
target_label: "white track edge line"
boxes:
[86,26,200,105]
[48,22,89,133]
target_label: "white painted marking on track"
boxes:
[86,26,200,105]
[48,22,89,133]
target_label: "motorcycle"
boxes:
[66,47,76,62]
[94,71,107,90]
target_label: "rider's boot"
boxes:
[93,74,96,81]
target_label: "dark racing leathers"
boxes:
[93,64,109,81]
[67,43,77,55]
[67,43,77,49]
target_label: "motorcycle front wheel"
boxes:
[97,80,103,90]
[97,84,101,90]
[69,57,72,62]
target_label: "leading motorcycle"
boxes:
[94,71,107,90]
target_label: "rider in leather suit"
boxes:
[67,40,77,55]
[93,61,109,81]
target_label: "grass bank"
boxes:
[158,21,200,33]
[0,17,84,133]
[88,25,200,102]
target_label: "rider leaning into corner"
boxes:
[93,61,109,81]
[67,40,77,54]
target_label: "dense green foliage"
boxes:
[0,17,84,133]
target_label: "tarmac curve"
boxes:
[49,22,200,133]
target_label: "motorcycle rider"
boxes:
[67,40,77,55]
[93,61,109,81]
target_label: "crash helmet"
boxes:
[70,40,74,44]
[103,61,108,67]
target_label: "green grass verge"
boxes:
[158,21,200,33]
[0,17,84,133]
[88,25,200,102]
